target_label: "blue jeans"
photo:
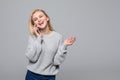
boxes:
[25,70,56,80]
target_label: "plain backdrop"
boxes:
[0,0,120,80]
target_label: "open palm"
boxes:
[64,37,76,46]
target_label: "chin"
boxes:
[38,26,46,30]
[37,22,47,30]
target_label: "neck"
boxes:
[40,25,52,35]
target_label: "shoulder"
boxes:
[52,31,65,42]
[53,31,62,37]
[53,31,63,39]
[28,34,36,41]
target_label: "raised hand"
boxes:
[64,37,76,46]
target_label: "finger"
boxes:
[72,37,76,41]
[33,27,36,32]
[33,26,37,30]
[70,38,76,43]
[70,37,75,41]
[33,27,39,35]
[34,24,37,27]
[69,37,73,41]
[38,28,41,32]
[67,37,75,42]
[74,37,76,41]
[70,37,75,40]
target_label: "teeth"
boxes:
[41,21,43,24]
[38,21,44,26]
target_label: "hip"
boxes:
[25,70,56,80]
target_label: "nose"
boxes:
[38,18,41,22]
[38,19,41,22]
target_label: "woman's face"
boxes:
[32,11,49,29]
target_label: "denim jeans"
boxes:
[25,70,56,80]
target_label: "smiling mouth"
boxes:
[38,21,44,26]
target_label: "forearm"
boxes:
[25,35,43,62]
[53,44,68,65]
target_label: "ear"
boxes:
[46,17,49,21]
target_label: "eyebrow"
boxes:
[33,17,37,20]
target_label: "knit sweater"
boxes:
[25,31,68,75]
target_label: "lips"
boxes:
[38,21,44,26]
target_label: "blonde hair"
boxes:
[28,9,54,35]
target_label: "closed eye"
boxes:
[33,17,38,21]
[39,15,43,18]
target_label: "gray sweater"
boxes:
[25,31,68,75]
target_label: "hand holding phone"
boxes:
[32,24,43,38]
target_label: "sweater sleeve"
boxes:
[53,35,68,65]
[25,35,43,63]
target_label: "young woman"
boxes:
[25,9,76,80]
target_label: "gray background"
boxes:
[0,0,120,80]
